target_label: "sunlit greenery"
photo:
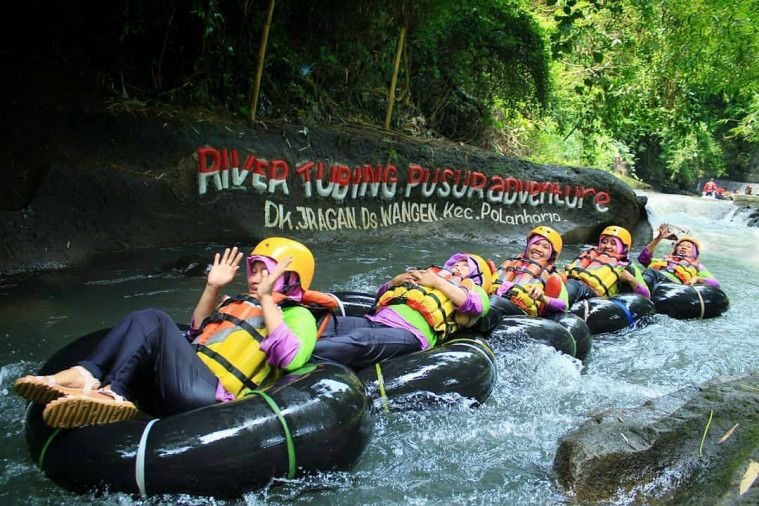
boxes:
[16,0,758,189]
[521,0,758,186]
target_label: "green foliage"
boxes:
[514,0,758,188]
[15,0,757,189]
[726,93,759,143]
[663,123,727,185]
[411,0,550,142]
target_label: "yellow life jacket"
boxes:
[193,294,276,398]
[566,249,623,297]
[495,256,554,316]
[194,291,338,398]
[375,269,479,340]
[649,255,700,284]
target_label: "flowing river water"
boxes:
[1,192,757,504]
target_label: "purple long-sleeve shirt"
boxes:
[259,322,301,368]
[633,282,651,298]
[545,297,567,313]
[366,307,431,349]
[637,247,654,267]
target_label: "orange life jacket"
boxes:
[299,290,342,338]
[648,255,700,284]
[494,256,555,315]
[496,256,554,286]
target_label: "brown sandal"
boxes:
[14,366,101,404]
[42,388,139,428]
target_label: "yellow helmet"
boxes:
[250,237,315,290]
[600,225,632,251]
[527,226,563,258]
[465,253,497,294]
[674,236,701,257]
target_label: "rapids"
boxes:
[1,192,757,504]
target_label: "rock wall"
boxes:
[0,111,647,274]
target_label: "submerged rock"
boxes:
[553,373,759,503]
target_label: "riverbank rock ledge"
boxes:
[1,110,647,274]
[553,373,759,503]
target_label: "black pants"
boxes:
[312,316,421,370]
[642,269,675,292]
[565,278,599,305]
[78,308,218,417]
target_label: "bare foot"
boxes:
[14,366,100,404]
[51,366,100,390]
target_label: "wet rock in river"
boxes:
[553,373,759,503]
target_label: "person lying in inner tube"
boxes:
[491,226,569,316]
[312,253,494,369]
[638,224,720,292]
[15,237,322,429]
[563,225,650,305]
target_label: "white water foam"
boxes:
[638,191,759,270]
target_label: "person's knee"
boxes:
[128,308,165,319]
[568,280,593,303]
[333,316,373,335]
[313,336,359,363]
[128,308,173,326]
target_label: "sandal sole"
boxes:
[14,378,80,405]
[43,395,139,428]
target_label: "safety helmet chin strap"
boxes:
[467,260,484,287]
[279,272,302,295]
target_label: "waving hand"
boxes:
[207,247,244,289]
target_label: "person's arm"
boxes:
[412,269,468,306]
[619,266,650,298]
[455,285,489,316]
[638,224,670,266]
[255,256,293,332]
[544,296,567,313]
[259,306,317,371]
[693,266,720,288]
[495,280,514,296]
[535,274,569,314]
[257,256,317,370]
[637,247,654,267]
[191,247,244,329]
[375,271,417,298]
